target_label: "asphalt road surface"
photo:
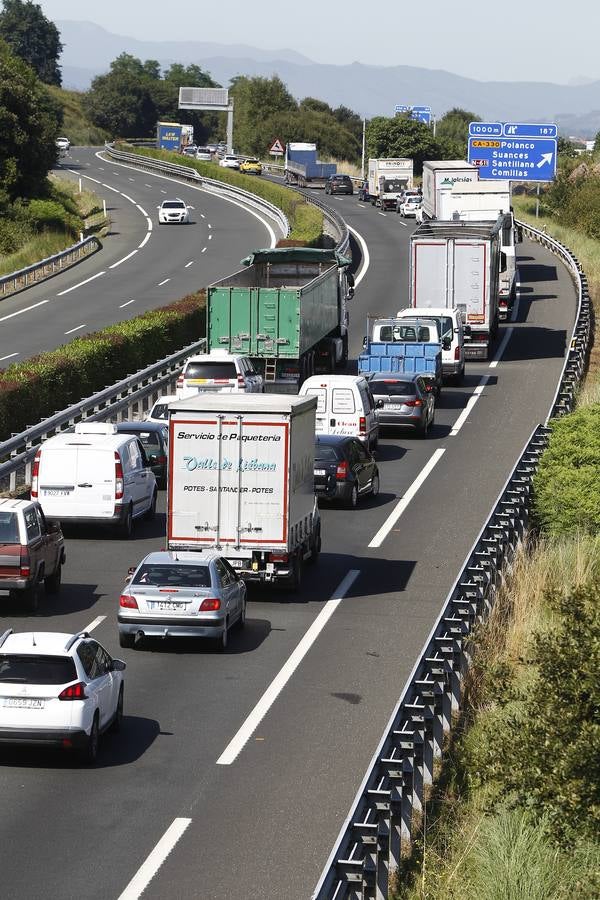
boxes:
[0,168,577,899]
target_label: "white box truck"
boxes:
[439,181,517,320]
[368,158,414,210]
[167,393,319,590]
[421,160,478,220]
[409,219,501,360]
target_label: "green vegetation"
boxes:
[0,0,61,85]
[121,145,323,244]
[0,292,205,439]
[46,85,109,146]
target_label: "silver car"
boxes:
[370,373,435,437]
[118,550,246,651]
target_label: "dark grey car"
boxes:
[116,422,168,488]
[325,175,354,195]
[371,374,435,437]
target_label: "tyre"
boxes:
[346,483,359,509]
[110,685,124,733]
[236,596,246,629]
[81,714,99,764]
[22,584,39,613]
[44,563,62,595]
[370,433,378,452]
[119,505,133,539]
[417,418,429,439]
[453,366,465,386]
[119,632,135,649]
[145,490,157,521]
[217,619,229,652]
[309,525,321,563]
[371,473,380,498]
[286,552,303,592]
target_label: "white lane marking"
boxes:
[185,261,194,268]
[146,217,153,231]
[98,167,104,171]
[0,352,19,361]
[450,377,489,436]
[102,183,119,193]
[397,220,408,228]
[64,323,87,335]
[489,327,514,369]
[145,184,152,188]
[378,212,387,217]
[136,204,148,216]
[347,224,370,287]
[120,299,136,308]
[128,177,135,181]
[217,569,360,766]
[117,818,192,900]
[109,250,138,269]
[208,234,212,240]
[160,189,167,194]
[138,233,150,249]
[207,223,211,229]
[201,247,207,253]
[57,271,106,296]
[112,172,120,176]
[0,299,48,322]
[83,615,106,633]
[368,450,445,548]
[200,213,205,219]
[121,193,135,203]
[158,278,170,286]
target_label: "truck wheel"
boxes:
[309,526,321,563]
[286,553,303,592]
[44,564,62,595]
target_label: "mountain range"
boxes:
[56,21,600,137]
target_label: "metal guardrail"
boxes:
[312,220,592,899]
[0,339,205,494]
[104,143,291,239]
[0,236,101,301]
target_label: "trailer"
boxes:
[157,122,184,152]
[284,142,337,188]
[367,158,414,209]
[207,247,354,391]
[421,160,479,221]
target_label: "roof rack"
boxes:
[64,631,89,652]
[0,629,13,648]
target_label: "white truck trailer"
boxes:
[167,393,319,591]
[409,219,501,360]
[421,160,479,221]
[367,158,414,210]
[439,181,518,320]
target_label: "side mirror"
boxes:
[362,336,368,350]
[376,398,384,409]
[112,659,127,671]
[47,520,61,534]
[347,273,355,288]
[127,566,136,579]
[148,454,158,463]
[442,338,451,351]
[348,287,355,299]
[464,325,472,336]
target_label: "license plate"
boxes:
[229,559,244,568]
[151,601,186,612]
[3,697,44,709]
[315,469,326,476]
[43,489,71,496]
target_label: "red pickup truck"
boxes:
[0,499,65,612]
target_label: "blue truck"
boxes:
[157,122,184,151]
[284,142,337,188]
[359,317,443,394]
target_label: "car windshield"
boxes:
[314,444,340,462]
[133,564,211,588]
[0,511,19,543]
[162,201,185,209]
[150,403,169,420]
[0,655,77,684]
[371,380,417,396]
[185,362,237,380]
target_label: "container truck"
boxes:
[284,142,337,188]
[167,392,319,591]
[421,161,478,221]
[359,317,442,394]
[439,181,517,320]
[157,122,184,151]
[207,247,354,391]
[409,220,501,360]
[367,158,414,210]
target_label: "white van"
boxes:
[396,307,467,384]
[31,423,157,537]
[299,375,379,449]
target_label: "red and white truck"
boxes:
[167,393,319,590]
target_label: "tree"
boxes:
[0,0,62,85]
[83,56,156,137]
[435,107,480,158]
[367,115,437,173]
[594,131,600,156]
[230,75,297,155]
[0,38,61,199]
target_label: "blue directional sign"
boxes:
[468,136,557,182]
[469,122,503,137]
[503,122,558,138]
[394,105,432,124]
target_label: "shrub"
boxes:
[533,405,600,534]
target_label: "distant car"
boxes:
[182,145,197,157]
[325,174,354,196]
[116,422,168,489]
[0,629,126,763]
[55,137,70,152]
[239,157,262,175]
[396,189,421,214]
[118,550,246,650]
[357,181,370,201]
[158,198,190,224]
[399,195,422,218]
[195,147,212,161]
[145,393,178,425]
[176,352,263,397]
[370,373,435,436]
[219,155,240,169]
[313,435,379,508]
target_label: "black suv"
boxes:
[325,174,354,195]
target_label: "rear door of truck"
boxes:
[452,239,487,327]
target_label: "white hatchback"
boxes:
[176,352,263,397]
[219,155,240,169]
[0,629,126,763]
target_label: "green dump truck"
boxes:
[207,247,354,391]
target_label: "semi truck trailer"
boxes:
[284,142,336,188]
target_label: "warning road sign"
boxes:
[269,138,285,155]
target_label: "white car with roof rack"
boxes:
[176,350,263,397]
[0,629,126,763]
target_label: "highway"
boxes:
[0,147,279,366]
[0,166,577,899]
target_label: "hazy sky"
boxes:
[37,0,598,84]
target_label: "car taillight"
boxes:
[59,682,87,701]
[114,452,124,500]
[31,450,41,498]
[119,594,138,609]
[359,416,366,434]
[405,399,423,408]
[454,345,460,360]
[336,460,349,481]
[176,375,184,389]
[200,598,221,611]
[271,553,289,563]
[20,551,31,578]
[237,374,245,387]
